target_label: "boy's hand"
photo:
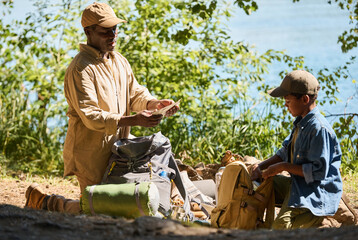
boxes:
[262,162,285,179]
[250,164,262,180]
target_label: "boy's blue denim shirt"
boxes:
[276,107,342,216]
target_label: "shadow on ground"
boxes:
[1,204,358,240]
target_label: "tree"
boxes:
[0,0,356,174]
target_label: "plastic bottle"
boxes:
[215,167,225,205]
[252,180,260,190]
[159,170,170,181]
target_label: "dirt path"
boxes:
[0,175,81,208]
[1,175,358,239]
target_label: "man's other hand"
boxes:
[147,99,179,117]
[135,110,163,127]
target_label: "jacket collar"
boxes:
[79,43,115,59]
[293,107,319,129]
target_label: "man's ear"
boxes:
[84,27,94,39]
[84,28,90,37]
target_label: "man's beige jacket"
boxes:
[63,44,155,185]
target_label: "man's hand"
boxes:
[134,110,163,127]
[147,99,179,117]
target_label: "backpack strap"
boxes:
[88,185,96,215]
[243,188,266,202]
[135,182,146,216]
[240,201,256,212]
[262,177,275,228]
[168,154,194,221]
[191,198,210,220]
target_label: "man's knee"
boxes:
[76,174,98,193]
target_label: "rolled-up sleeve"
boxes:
[276,146,287,162]
[66,67,122,135]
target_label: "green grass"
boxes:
[342,172,358,208]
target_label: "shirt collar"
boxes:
[79,43,115,59]
[293,107,319,128]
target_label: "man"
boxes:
[251,70,343,229]
[25,2,178,213]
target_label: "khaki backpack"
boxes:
[211,161,275,229]
[320,192,358,227]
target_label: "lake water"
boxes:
[228,0,358,119]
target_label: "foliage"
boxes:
[333,115,358,174]
[0,0,82,174]
[233,0,258,15]
[114,0,293,163]
[328,0,358,53]
[0,0,357,175]
[235,0,358,172]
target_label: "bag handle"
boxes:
[89,185,96,215]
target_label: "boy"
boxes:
[251,70,343,229]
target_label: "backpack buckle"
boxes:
[240,201,247,208]
[244,188,255,196]
[127,160,134,171]
[248,189,255,196]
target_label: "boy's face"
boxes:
[284,94,306,117]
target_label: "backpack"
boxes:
[320,192,358,227]
[211,161,275,229]
[101,132,193,220]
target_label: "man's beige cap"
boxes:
[81,2,127,28]
[268,70,320,97]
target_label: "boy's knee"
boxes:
[273,175,291,205]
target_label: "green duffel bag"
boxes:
[81,182,160,218]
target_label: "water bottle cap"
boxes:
[159,170,170,180]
